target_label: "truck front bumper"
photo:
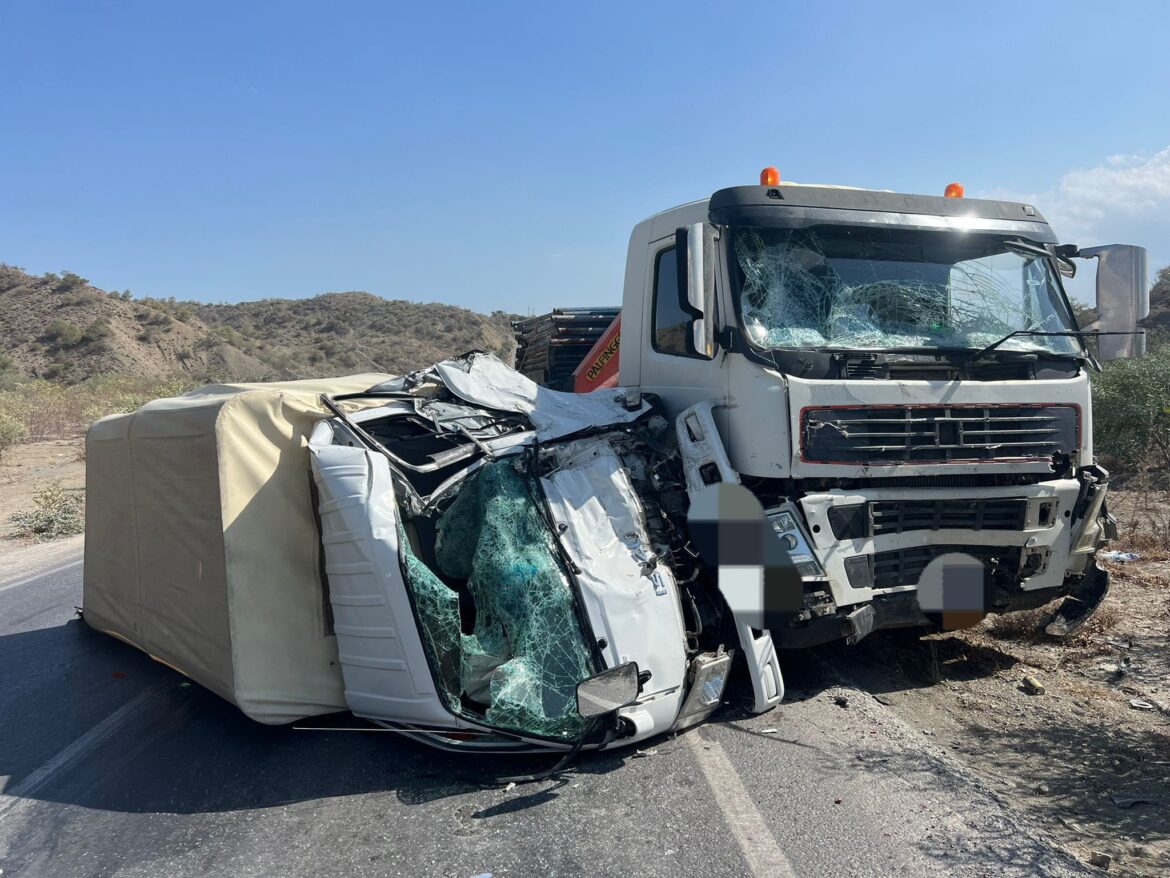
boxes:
[770,473,1110,647]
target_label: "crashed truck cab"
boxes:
[307,355,724,752]
[619,173,1149,649]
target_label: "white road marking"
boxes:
[686,730,798,878]
[0,560,83,594]
[0,682,170,823]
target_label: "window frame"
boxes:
[650,242,706,359]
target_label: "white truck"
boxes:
[598,169,1149,652]
[85,170,1149,763]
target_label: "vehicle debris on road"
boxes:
[1022,675,1047,695]
[1099,551,1141,562]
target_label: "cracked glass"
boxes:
[731,226,1081,355]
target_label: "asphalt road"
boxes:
[0,544,1092,878]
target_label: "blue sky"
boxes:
[3,1,1169,313]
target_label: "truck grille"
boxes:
[801,404,1078,464]
[828,498,1027,539]
[866,545,1022,590]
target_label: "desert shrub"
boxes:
[1092,345,1170,472]
[42,362,75,381]
[80,319,113,349]
[43,319,83,346]
[9,480,84,541]
[0,412,25,460]
[53,271,88,292]
[0,375,200,441]
[58,290,93,307]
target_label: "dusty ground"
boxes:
[827,552,1170,877]
[0,438,85,554]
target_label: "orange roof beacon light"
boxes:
[944,182,965,199]
[760,166,781,186]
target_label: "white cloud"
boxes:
[991,147,1170,264]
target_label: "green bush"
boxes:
[9,480,84,541]
[43,319,83,346]
[81,319,113,347]
[0,412,25,460]
[53,271,88,293]
[1092,345,1170,471]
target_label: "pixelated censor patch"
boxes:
[686,483,803,631]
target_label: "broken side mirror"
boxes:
[1077,244,1149,360]
[675,223,718,360]
[576,661,640,718]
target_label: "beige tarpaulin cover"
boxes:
[83,374,392,724]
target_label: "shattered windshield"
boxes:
[731,226,1081,355]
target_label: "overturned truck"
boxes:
[85,356,742,751]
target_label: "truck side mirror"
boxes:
[1077,244,1149,360]
[576,661,640,718]
[675,223,718,359]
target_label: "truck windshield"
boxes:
[730,226,1081,356]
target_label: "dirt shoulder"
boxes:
[0,438,85,558]
[826,559,1170,877]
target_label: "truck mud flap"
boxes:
[1044,563,1110,638]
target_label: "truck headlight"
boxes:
[672,650,731,732]
[1072,484,1109,553]
[768,506,825,578]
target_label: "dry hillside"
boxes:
[0,265,516,384]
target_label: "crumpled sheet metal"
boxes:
[539,438,689,731]
[369,352,649,442]
[320,354,673,741]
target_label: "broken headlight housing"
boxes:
[767,505,825,579]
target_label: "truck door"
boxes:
[638,235,729,419]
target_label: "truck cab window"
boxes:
[652,246,693,356]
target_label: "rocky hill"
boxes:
[0,265,516,384]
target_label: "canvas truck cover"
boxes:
[83,373,391,724]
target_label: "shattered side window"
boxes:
[398,460,595,739]
[731,227,1079,354]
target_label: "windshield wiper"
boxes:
[966,329,1089,362]
[965,328,1144,371]
[1002,239,1052,260]
[1002,238,1078,277]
